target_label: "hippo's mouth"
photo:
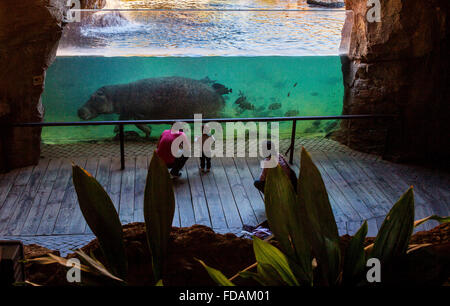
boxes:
[78,107,95,120]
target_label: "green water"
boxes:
[41,56,343,143]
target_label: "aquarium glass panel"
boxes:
[42,6,352,143]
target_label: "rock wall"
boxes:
[335,0,450,165]
[0,0,68,172]
[0,0,106,173]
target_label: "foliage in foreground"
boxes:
[200,148,449,286]
[29,152,175,286]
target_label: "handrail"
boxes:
[3,114,395,127]
[2,114,396,169]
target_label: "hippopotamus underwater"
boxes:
[78,76,231,137]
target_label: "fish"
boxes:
[287,92,290,97]
[268,102,282,110]
[212,83,232,95]
[238,100,255,111]
[311,92,319,96]
[293,82,298,87]
[285,110,299,117]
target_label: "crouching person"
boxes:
[254,141,297,193]
[156,128,190,178]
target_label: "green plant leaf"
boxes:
[371,187,415,263]
[197,259,235,286]
[343,221,368,285]
[414,215,450,228]
[143,152,176,282]
[253,237,299,286]
[264,163,312,284]
[239,270,268,286]
[296,147,341,285]
[257,263,289,286]
[72,165,127,280]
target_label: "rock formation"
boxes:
[0,0,106,173]
[0,0,68,172]
[335,0,450,166]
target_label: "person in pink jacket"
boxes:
[156,129,190,178]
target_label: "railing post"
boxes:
[119,124,125,170]
[289,119,297,164]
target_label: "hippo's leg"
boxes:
[135,124,152,138]
[114,114,130,135]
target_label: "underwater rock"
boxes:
[78,77,227,137]
[285,110,299,117]
[324,120,338,133]
[268,103,282,110]
[307,0,345,8]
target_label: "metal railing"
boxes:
[3,114,395,170]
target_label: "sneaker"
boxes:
[199,167,204,173]
[170,171,182,179]
[206,168,211,173]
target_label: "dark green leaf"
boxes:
[72,165,127,280]
[197,259,235,286]
[144,152,176,282]
[253,237,299,286]
[297,147,341,285]
[343,221,367,285]
[264,163,312,284]
[371,187,415,263]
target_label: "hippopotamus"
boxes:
[78,76,230,137]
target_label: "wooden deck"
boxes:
[0,152,448,238]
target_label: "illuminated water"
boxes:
[41,1,347,143]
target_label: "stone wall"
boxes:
[335,0,450,165]
[0,0,68,173]
[0,0,106,173]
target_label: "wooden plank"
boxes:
[0,168,20,210]
[346,220,363,236]
[118,157,135,225]
[109,157,122,212]
[67,157,99,234]
[21,158,62,235]
[386,162,449,217]
[294,155,349,223]
[325,152,388,217]
[353,157,434,230]
[184,158,211,227]
[194,158,227,230]
[233,158,265,223]
[52,158,87,234]
[308,153,362,222]
[173,166,195,227]
[210,158,243,229]
[330,152,393,215]
[221,158,258,226]
[37,159,73,235]
[133,155,147,224]
[0,165,34,235]
[366,218,378,237]
[312,152,373,220]
[5,159,50,235]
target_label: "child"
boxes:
[196,124,215,173]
